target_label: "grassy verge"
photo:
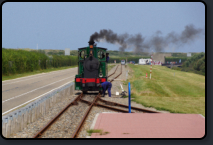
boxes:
[2,65,77,81]
[126,64,205,116]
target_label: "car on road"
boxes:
[129,61,135,64]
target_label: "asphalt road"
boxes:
[2,67,78,115]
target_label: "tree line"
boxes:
[172,52,205,76]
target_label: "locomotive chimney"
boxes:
[88,39,95,48]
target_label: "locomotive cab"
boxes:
[75,40,108,92]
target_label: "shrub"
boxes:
[165,57,188,63]
[179,52,205,76]
[2,48,78,76]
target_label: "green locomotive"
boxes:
[75,40,109,92]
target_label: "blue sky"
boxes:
[2,2,205,53]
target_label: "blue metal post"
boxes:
[128,82,131,113]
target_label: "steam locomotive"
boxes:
[75,40,109,92]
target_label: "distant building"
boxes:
[65,48,70,56]
[152,53,172,63]
[187,53,191,57]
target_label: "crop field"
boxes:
[126,64,205,116]
[2,48,78,76]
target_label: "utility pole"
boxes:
[150,50,153,79]
[37,44,38,51]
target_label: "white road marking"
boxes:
[2,73,46,83]
[2,75,75,103]
[2,67,77,83]
[2,80,74,116]
[2,69,76,86]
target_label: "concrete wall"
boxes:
[152,53,172,63]
[2,82,75,138]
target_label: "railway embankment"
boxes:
[2,82,75,138]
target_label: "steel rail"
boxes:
[98,98,160,113]
[109,64,122,83]
[79,98,135,113]
[108,65,119,77]
[94,102,134,113]
[33,93,83,138]
[71,93,101,138]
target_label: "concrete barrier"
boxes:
[2,82,75,138]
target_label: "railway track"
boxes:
[108,65,119,77]
[33,64,159,138]
[108,64,122,82]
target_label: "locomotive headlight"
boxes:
[99,73,103,77]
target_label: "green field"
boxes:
[126,64,205,116]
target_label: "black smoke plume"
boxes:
[89,24,204,53]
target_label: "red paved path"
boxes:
[90,113,205,138]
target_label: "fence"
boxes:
[2,82,75,138]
